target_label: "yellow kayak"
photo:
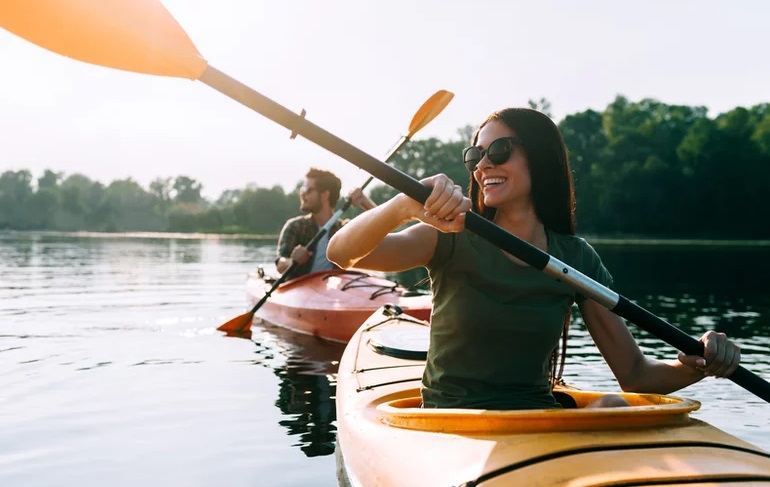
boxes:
[335,306,770,486]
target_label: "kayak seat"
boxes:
[553,391,578,409]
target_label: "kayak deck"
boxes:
[246,269,432,343]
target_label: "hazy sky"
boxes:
[1,0,768,199]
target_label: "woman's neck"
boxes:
[493,206,547,251]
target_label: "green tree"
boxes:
[559,109,608,234]
[590,96,709,236]
[0,170,33,229]
[231,185,296,234]
[26,189,59,228]
[57,173,111,230]
[104,178,164,231]
[38,169,61,190]
[528,97,553,118]
[172,175,204,205]
[369,131,469,203]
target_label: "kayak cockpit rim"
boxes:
[375,387,702,434]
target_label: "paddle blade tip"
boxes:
[217,312,254,333]
[0,0,207,79]
[408,89,455,135]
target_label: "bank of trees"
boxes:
[0,171,298,234]
[2,95,769,238]
[379,96,770,239]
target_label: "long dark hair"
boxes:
[468,108,576,386]
[468,108,576,235]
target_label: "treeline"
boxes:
[1,95,769,238]
[375,96,770,239]
[0,172,300,234]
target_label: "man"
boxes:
[275,168,376,280]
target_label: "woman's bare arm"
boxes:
[579,299,740,394]
[328,174,470,272]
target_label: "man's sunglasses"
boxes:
[462,136,522,172]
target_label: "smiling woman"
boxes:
[326,106,761,411]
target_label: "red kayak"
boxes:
[246,269,432,343]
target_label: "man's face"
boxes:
[299,178,323,213]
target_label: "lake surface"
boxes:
[1,232,769,486]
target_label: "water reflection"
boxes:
[245,321,345,458]
[4,232,769,474]
[562,243,770,359]
[631,293,770,343]
[595,243,770,296]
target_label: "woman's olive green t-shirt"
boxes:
[422,228,613,410]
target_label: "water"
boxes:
[1,232,768,486]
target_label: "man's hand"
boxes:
[290,244,312,265]
[348,188,377,211]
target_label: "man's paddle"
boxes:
[216,89,453,334]
[2,0,768,403]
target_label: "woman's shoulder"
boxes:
[548,229,613,287]
[547,230,602,261]
[548,229,589,248]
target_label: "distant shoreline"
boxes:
[3,230,770,247]
[0,230,278,240]
[587,237,770,248]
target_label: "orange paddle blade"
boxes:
[0,0,207,79]
[407,90,454,136]
[217,311,254,333]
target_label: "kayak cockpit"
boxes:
[362,312,702,433]
[376,387,701,434]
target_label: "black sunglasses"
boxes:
[462,136,522,171]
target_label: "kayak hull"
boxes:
[247,269,432,343]
[335,307,770,487]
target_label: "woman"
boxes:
[327,108,740,410]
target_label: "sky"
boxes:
[1,0,768,200]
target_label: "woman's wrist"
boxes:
[390,193,423,223]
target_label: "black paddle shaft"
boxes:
[199,65,770,404]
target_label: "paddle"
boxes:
[216,89,453,333]
[2,1,768,403]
